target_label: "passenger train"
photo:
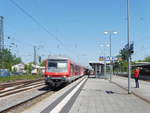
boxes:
[44,57,86,87]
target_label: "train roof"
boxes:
[48,55,69,60]
[47,55,86,68]
[48,58,69,60]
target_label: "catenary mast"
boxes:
[0,16,4,52]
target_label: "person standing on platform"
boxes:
[134,67,140,88]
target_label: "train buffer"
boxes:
[21,76,150,113]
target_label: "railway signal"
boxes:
[124,42,134,55]
[129,43,134,54]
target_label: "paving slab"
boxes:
[112,76,150,103]
[69,78,150,113]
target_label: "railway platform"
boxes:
[112,76,150,103]
[21,76,150,113]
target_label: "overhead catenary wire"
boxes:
[9,0,81,59]
[8,0,95,65]
[8,0,80,59]
[9,0,63,46]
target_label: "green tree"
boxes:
[143,56,150,62]
[119,48,128,61]
[0,48,22,70]
[40,60,46,66]
[27,63,32,74]
[114,48,129,72]
[135,56,150,63]
[25,63,33,74]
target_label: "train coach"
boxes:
[44,57,85,87]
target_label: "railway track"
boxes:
[0,77,74,113]
[0,79,54,113]
[0,78,44,90]
[1,89,54,113]
[0,79,45,97]
[0,80,43,92]
[0,82,44,98]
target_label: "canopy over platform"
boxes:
[89,61,112,78]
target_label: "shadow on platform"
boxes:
[81,88,128,95]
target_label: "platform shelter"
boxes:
[89,61,112,79]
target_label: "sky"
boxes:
[0,0,150,66]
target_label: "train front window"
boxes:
[48,60,68,72]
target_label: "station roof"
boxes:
[89,61,111,66]
[89,61,104,66]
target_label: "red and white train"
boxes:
[44,57,85,87]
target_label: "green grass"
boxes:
[0,74,44,83]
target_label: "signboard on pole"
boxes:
[99,56,119,62]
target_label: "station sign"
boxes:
[99,56,105,61]
[99,56,121,62]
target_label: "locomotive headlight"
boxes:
[63,76,67,80]
[63,76,67,81]
[46,76,51,80]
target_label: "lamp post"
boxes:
[127,0,131,94]
[104,31,118,81]
[100,44,109,78]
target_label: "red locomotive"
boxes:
[44,57,85,87]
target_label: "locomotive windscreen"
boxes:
[48,59,68,72]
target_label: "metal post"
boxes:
[104,31,118,80]
[104,46,106,78]
[34,46,37,65]
[95,64,97,78]
[104,57,106,77]
[0,16,4,70]
[109,33,112,58]
[109,32,112,81]
[127,0,131,94]
[0,16,4,51]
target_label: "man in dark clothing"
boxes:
[134,67,140,88]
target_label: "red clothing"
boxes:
[134,69,140,78]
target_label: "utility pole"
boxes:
[127,0,132,94]
[109,33,112,81]
[0,16,4,51]
[0,16,4,69]
[34,46,37,65]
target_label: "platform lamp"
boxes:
[104,31,118,81]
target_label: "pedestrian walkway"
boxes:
[21,76,150,113]
[69,78,150,113]
[112,76,150,103]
